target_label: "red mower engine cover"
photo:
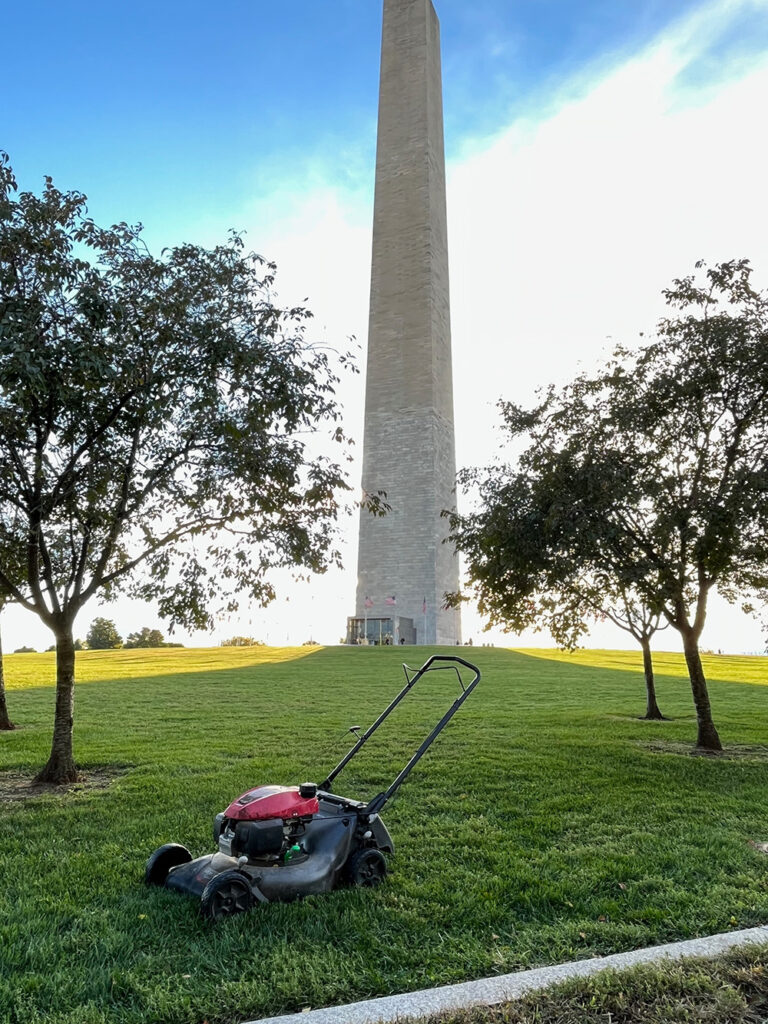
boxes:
[224,785,319,822]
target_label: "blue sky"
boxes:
[4,0,768,650]
[4,0,730,235]
[6,0,767,246]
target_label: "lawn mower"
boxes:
[145,654,481,920]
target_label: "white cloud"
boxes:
[6,0,768,655]
[451,0,768,433]
[447,0,768,652]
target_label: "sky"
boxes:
[3,0,768,653]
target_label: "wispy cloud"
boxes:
[450,0,768,421]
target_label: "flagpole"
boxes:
[384,595,396,642]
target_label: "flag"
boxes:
[422,596,427,615]
[385,595,396,606]
[364,596,374,609]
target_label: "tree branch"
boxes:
[78,421,143,605]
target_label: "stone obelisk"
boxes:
[349,0,461,646]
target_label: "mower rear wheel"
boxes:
[145,843,193,886]
[200,870,254,921]
[346,848,387,887]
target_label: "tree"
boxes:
[536,588,668,721]
[220,636,264,647]
[0,606,13,730]
[599,596,668,721]
[86,618,122,650]
[450,260,768,751]
[448,471,668,720]
[125,627,165,649]
[0,155,369,782]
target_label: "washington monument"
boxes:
[347,0,461,646]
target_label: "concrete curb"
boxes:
[246,925,768,1024]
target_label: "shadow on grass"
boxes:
[2,646,763,787]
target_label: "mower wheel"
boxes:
[145,843,193,886]
[346,848,387,887]
[200,870,254,921]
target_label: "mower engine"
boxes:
[214,783,321,862]
[146,782,394,919]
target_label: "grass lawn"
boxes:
[1,644,767,1024]
[420,945,768,1023]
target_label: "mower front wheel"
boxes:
[346,848,387,887]
[145,843,193,887]
[200,870,254,921]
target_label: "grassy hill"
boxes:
[1,645,767,1024]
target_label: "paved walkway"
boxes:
[248,925,768,1024]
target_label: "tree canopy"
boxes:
[124,627,166,649]
[449,260,768,750]
[85,618,122,650]
[0,154,364,781]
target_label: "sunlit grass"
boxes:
[1,645,767,1024]
[3,644,318,691]
[519,647,768,686]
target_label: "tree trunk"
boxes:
[0,623,14,731]
[682,632,723,751]
[640,637,665,720]
[34,628,78,783]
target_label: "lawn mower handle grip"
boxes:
[406,654,481,686]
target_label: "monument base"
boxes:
[346,616,416,646]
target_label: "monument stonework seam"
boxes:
[348,0,461,646]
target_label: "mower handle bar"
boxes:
[319,655,481,817]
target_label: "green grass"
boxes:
[418,945,768,1023]
[1,645,767,1024]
